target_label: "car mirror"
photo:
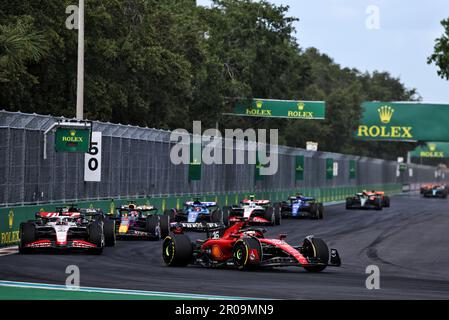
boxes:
[278,234,287,240]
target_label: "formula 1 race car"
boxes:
[18,206,116,254]
[345,191,384,210]
[223,196,281,226]
[109,204,170,240]
[164,200,223,227]
[421,184,448,198]
[162,218,341,272]
[279,194,324,219]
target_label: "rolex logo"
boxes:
[297,102,305,111]
[428,143,437,152]
[378,106,394,124]
[70,130,76,136]
[256,100,263,109]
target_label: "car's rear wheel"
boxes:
[160,214,170,238]
[222,207,231,226]
[310,204,320,219]
[302,237,329,272]
[162,234,193,267]
[103,218,116,247]
[164,209,177,222]
[318,203,324,219]
[211,209,223,224]
[18,222,35,254]
[233,237,262,270]
[345,198,353,210]
[88,222,104,254]
[264,207,275,226]
[146,215,160,240]
[383,196,390,207]
[374,197,383,210]
[274,203,281,225]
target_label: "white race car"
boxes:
[19,206,116,254]
[223,196,281,226]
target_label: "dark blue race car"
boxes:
[279,194,324,219]
[164,200,223,231]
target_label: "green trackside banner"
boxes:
[55,128,91,152]
[227,99,326,119]
[326,158,333,180]
[295,156,304,181]
[410,142,449,158]
[189,143,202,181]
[349,160,356,179]
[355,102,449,142]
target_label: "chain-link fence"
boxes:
[0,110,446,206]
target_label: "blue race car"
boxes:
[279,194,324,219]
[164,200,223,229]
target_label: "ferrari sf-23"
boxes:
[162,218,341,272]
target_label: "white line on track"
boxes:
[0,280,265,300]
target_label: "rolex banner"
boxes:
[226,99,326,120]
[189,143,202,181]
[295,156,304,181]
[410,142,449,158]
[355,102,449,142]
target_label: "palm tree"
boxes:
[0,17,49,82]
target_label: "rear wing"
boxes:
[184,201,217,208]
[37,212,81,218]
[170,222,224,234]
[241,199,271,205]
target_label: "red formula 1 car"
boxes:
[163,218,341,272]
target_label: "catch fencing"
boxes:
[0,110,446,207]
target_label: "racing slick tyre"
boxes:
[164,209,177,222]
[146,215,161,240]
[162,234,193,267]
[374,198,383,211]
[104,218,116,247]
[345,198,353,210]
[18,222,36,254]
[264,207,276,226]
[233,237,262,270]
[302,237,329,272]
[318,203,324,219]
[160,214,170,239]
[211,209,223,224]
[310,204,320,220]
[88,222,104,255]
[383,196,390,208]
[274,203,281,225]
[222,207,231,226]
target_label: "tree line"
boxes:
[2,0,446,161]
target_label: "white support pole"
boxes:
[76,0,85,120]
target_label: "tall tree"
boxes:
[428,18,449,80]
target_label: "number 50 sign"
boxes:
[84,132,102,182]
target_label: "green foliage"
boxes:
[0,0,419,160]
[428,18,449,80]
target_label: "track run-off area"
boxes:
[1,193,449,299]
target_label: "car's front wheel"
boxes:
[302,237,329,272]
[162,234,193,267]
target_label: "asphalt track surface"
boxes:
[1,193,449,299]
